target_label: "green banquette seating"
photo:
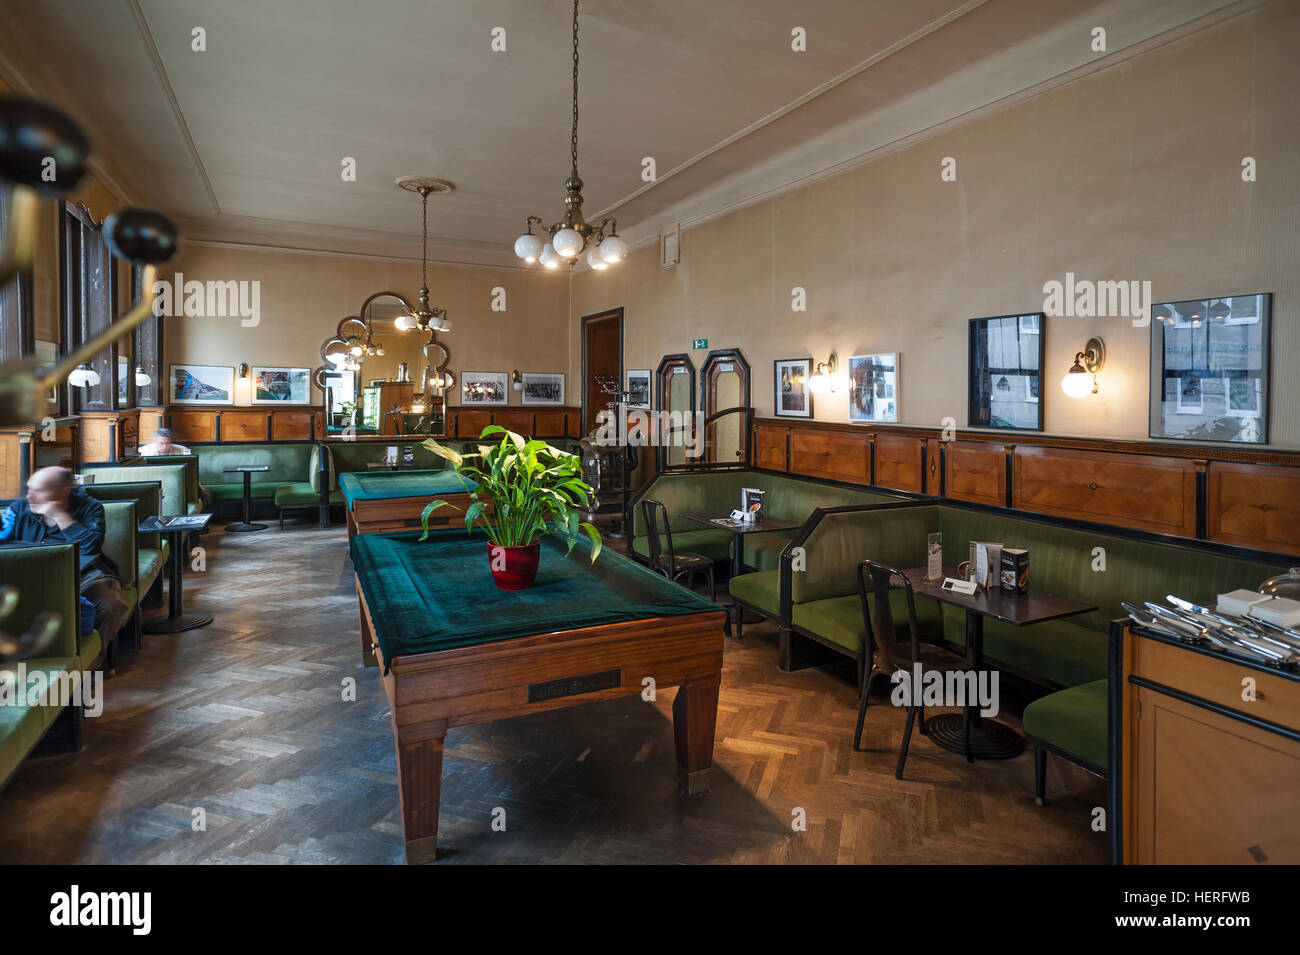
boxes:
[0,543,94,789]
[729,500,1288,788]
[195,443,315,502]
[84,481,166,649]
[629,470,907,571]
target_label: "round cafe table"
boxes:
[224,465,269,532]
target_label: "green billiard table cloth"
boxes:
[338,469,476,507]
[352,529,724,667]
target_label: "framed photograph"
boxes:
[774,358,813,418]
[521,372,564,406]
[460,371,509,405]
[169,364,234,405]
[1150,293,1270,444]
[968,313,1044,431]
[848,353,899,423]
[626,369,651,409]
[251,366,311,404]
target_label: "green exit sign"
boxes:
[692,338,708,350]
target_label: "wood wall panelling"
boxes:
[873,433,925,493]
[169,410,217,443]
[789,429,869,484]
[944,440,1006,507]
[218,410,271,442]
[753,424,790,471]
[270,411,317,442]
[1206,461,1300,555]
[493,411,533,435]
[533,411,567,437]
[1013,445,1196,537]
[456,410,492,439]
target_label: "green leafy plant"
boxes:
[418,425,602,561]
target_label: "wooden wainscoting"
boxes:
[873,433,924,493]
[789,428,869,484]
[169,409,219,443]
[161,406,320,443]
[1207,461,1300,555]
[944,440,1006,506]
[1012,446,1197,538]
[750,417,1300,557]
[448,406,580,439]
[220,410,273,442]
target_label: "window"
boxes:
[60,202,118,412]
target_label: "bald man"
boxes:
[1,466,128,648]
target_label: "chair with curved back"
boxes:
[641,498,716,601]
[854,559,970,779]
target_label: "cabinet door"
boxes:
[1132,686,1300,864]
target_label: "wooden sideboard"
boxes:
[0,419,80,498]
[1118,623,1300,864]
[751,418,1300,558]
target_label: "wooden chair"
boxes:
[854,559,968,779]
[641,499,716,601]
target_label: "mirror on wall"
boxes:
[318,291,452,437]
[700,348,750,466]
[655,353,695,468]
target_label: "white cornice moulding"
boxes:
[179,238,563,275]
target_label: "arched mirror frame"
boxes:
[655,353,695,472]
[699,347,751,468]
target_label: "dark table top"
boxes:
[139,513,212,533]
[898,566,1096,627]
[365,461,421,469]
[223,465,270,473]
[678,512,804,535]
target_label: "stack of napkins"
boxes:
[1216,589,1273,617]
[1248,596,1300,629]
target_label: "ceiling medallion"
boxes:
[513,0,626,272]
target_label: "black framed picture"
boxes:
[1149,293,1270,444]
[968,313,1044,431]
[774,357,813,418]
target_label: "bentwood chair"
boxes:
[854,560,968,779]
[641,499,717,601]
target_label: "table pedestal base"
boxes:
[923,713,1024,760]
[225,522,267,533]
[142,612,213,634]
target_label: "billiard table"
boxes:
[351,529,728,864]
[339,469,484,537]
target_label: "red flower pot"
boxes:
[488,540,541,590]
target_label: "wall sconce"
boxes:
[1061,337,1105,399]
[238,363,250,378]
[67,362,100,388]
[808,353,838,395]
[512,369,524,393]
[134,365,151,387]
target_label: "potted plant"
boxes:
[418,426,602,590]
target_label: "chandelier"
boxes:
[513,0,626,271]
[395,177,452,332]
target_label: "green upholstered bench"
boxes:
[0,542,89,789]
[629,469,907,572]
[196,442,315,504]
[1023,677,1109,803]
[92,454,202,514]
[85,481,166,641]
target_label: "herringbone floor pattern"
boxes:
[0,521,1107,864]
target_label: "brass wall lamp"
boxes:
[809,352,838,395]
[1061,337,1105,398]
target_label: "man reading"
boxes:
[1,466,129,647]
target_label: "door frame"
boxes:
[581,307,624,435]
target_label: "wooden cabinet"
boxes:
[78,409,140,463]
[1122,625,1300,864]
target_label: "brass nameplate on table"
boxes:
[528,669,622,702]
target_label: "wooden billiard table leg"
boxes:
[395,717,448,864]
[673,676,720,797]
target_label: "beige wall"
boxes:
[164,245,570,407]
[570,3,1300,450]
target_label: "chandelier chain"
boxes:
[421,189,429,290]
[571,0,579,176]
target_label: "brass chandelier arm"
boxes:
[0,187,39,288]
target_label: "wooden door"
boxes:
[582,308,622,435]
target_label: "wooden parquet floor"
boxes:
[0,522,1108,864]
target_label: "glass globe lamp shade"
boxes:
[393,313,416,331]
[586,247,607,271]
[68,364,101,388]
[134,366,151,387]
[808,370,831,395]
[514,232,544,262]
[1061,363,1094,399]
[599,234,627,263]
[552,227,584,258]
[539,243,563,270]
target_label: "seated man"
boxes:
[0,466,128,650]
[138,427,208,508]
[137,426,190,456]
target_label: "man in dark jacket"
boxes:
[0,466,128,648]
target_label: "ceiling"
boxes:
[0,0,1254,268]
